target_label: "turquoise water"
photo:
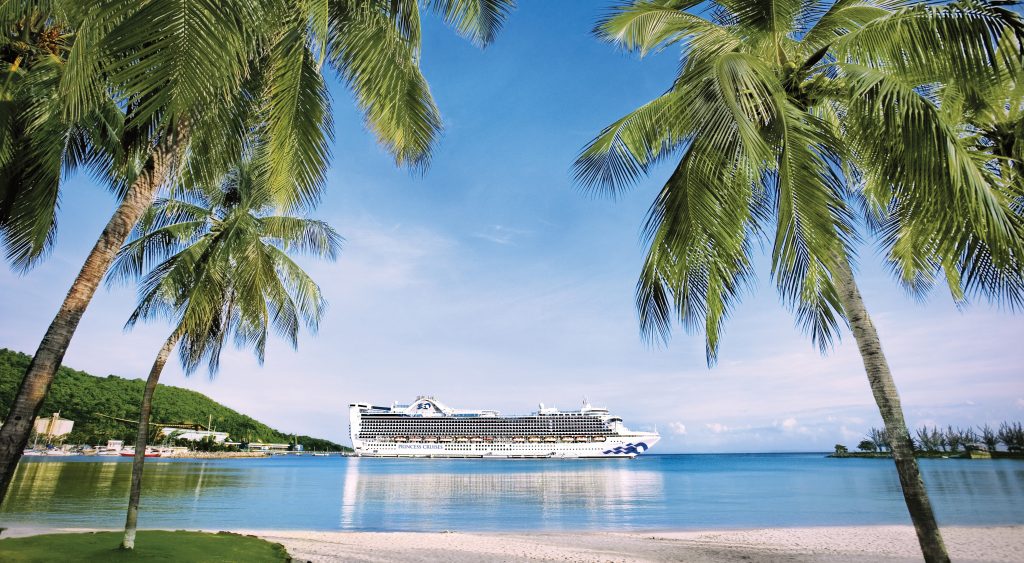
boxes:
[2,454,1022,531]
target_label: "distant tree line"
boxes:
[855,423,1024,453]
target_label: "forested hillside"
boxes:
[0,349,346,451]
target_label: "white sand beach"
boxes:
[246,527,1023,563]
[3,525,1021,562]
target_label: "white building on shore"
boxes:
[160,427,230,443]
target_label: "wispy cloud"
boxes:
[668,422,687,435]
[777,417,798,431]
[472,225,531,245]
[706,423,729,434]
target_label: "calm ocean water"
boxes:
[1,454,1022,531]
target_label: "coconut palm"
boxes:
[0,0,515,500]
[107,160,341,549]
[0,5,126,268]
[575,1,1023,561]
[0,0,301,499]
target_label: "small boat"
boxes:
[312,452,329,457]
[120,449,161,458]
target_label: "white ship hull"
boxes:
[350,435,658,459]
[349,397,659,459]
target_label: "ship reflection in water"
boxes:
[339,458,665,530]
[3,455,1023,531]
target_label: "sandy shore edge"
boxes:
[2,525,1021,562]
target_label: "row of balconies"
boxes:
[358,435,609,444]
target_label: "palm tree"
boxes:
[979,423,999,452]
[0,6,126,268]
[107,161,341,549]
[0,0,515,501]
[575,1,1022,561]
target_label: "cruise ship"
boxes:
[348,397,659,458]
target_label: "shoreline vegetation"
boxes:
[0,349,349,454]
[830,424,1024,459]
[2,526,1022,563]
[828,451,1024,460]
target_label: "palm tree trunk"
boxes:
[121,331,180,550]
[832,257,950,563]
[0,121,190,504]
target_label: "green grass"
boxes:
[0,531,290,562]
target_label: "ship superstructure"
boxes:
[348,397,659,458]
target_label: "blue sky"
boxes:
[2,3,1023,453]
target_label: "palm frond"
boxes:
[327,1,441,169]
[260,12,332,209]
[595,0,716,56]
[98,0,259,126]
[843,63,1021,272]
[799,0,895,52]
[768,102,852,352]
[835,1,1023,86]
[257,215,342,258]
[637,136,758,363]
[573,89,689,196]
[424,0,515,47]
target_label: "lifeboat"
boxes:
[575,436,588,442]
[470,437,484,443]
[512,437,526,443]
[483,437,494,442]
[593,436,606,442]
[439,436,454,442]
[409,436,423,442]
[527,436,541,443]
[424,436,438,442]
[394,436,408,442]
[560,436,574,442]
[455,437,469,443]
[543,436,557,443]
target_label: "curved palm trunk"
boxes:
[121,331,180,550]
[833,258,950,563]
[0,122,190,504]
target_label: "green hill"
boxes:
[0,348,347,451]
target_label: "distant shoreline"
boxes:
[828,451,1024,460]
[4,525,1022,562]
[21,451,347,460]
